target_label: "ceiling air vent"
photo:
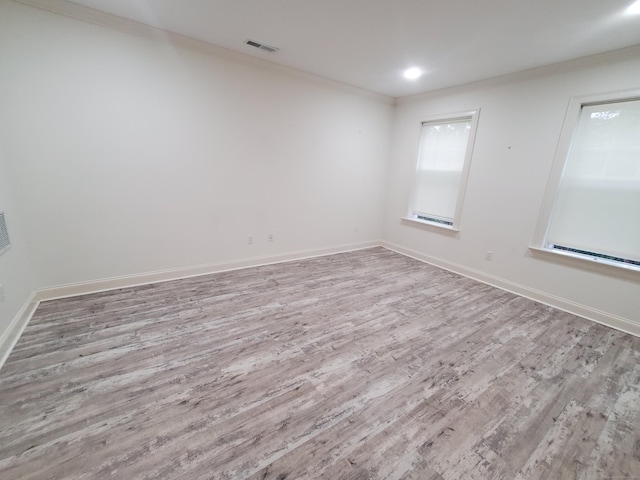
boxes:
[245,39,279,53]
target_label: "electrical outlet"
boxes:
[0,284,4,303]
[248,235,254,245]
[354,225,359,233]
[485,251,493,261]
[268,233,273,242]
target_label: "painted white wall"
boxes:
[0,154,39,335]
[1,0,638,345]
[384,57,640,326]
[0,1,393,290]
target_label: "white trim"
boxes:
[3,239,638,372]
[401,217,459,233]
[532,88,640,273]
[528,247,640,282]
[0,291,40,371]
[13,0,640,104]
[36,241,380,302]
[11,0,394,106]
[381,241,640,338]
[454,110,479,229]
[407,109,480,231]
[531,94,580,247]
[419,111,478,125]
[396,45,640,105]
[533,88,640,247]
[0,241,380,371]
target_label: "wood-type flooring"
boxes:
[0,247,639,479]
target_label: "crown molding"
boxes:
[10,0,640,108]
[10,0,395,105]
[396,44,640,105]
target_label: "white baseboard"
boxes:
[381,241,640,338]
[36,241,381,302]
[0,241,380,370]
[0,291,40,371]
[2,239,637,372]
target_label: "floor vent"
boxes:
[0,212,10,256]
[245,39,279,53]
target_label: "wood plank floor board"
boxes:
[0,247,638,479]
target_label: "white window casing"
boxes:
[531,89,640,278]
[405,109,480,231]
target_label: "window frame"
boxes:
[531,89,640,279]
[404,109,480,232]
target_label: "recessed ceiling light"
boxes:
[403,68,422,80]
[626,0,640,15]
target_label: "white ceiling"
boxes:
[61,0,640,98]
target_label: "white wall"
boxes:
[0,155,39,338]
[0,1,393,294]
[384,57,640,329]
[1,0,638,345]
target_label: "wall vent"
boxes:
[245,39,279,53]
[0,212,10,256]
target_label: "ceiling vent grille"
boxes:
[0,212,10,256]
[245,40,279,53]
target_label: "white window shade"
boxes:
[412,119,471,222]
[546,99,640,263]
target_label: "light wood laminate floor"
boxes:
[0,247,639,479]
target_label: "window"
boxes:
[406,110,479,230]
[533,90,640,273]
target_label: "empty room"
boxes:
[1,0,639,478]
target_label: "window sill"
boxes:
[402,217,459,233]
[528,246,640,283]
